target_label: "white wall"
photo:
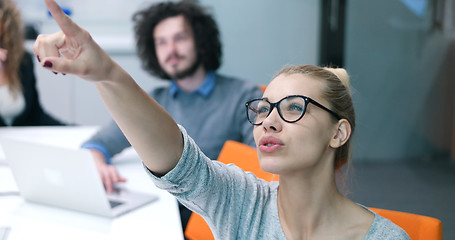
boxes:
[22,0,320,125]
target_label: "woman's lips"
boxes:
[258,136,283,153]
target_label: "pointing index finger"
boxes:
[44,0,80,36]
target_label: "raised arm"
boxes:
[34,0,183,175]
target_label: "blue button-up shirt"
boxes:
[169,71,216,98]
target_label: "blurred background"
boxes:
[15,0,455,238]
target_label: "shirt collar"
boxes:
[169,71,216,98]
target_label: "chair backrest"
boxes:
[185,213,214,240]
[369,207,443,240]
[259,85,267,92]
[184,140,277,240]
[218,140,276,181]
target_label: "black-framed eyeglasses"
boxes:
[245,95,341,125]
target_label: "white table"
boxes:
[0,126,184,240]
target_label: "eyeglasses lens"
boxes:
[247,96,306,124]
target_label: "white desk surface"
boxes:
[0,126,184,240]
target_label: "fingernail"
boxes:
[44,61,53,68]
[36,55,41,62]
[53,71,58,75]
[62,73,66,76]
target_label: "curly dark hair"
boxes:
[132,0,222,80]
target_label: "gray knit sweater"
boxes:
[148,126,410,240]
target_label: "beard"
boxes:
[169,56,201,80]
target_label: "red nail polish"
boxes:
[53,71,58,75]
[37,55,41,62]
[44,61,53,68]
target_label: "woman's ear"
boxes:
[330,119,351,149]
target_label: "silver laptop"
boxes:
[0,137,158,218]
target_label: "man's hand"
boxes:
[90,150,127,194]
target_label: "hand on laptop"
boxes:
[89,150,126,194]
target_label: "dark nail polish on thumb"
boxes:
[44,61,53,68]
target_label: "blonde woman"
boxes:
[34,0,409,239]
[0,0,64,126]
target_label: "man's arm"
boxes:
[82,120,131,162]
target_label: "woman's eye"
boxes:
[288,104,303,112]
[257,106,269,114]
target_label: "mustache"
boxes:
[165,53,184,63]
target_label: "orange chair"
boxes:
[185,213,214,240]
[185,141,277,240]
[259,85,267,92]
[217,140,276,181]
[369,207,443,240]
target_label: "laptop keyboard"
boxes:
[109,200,124,208]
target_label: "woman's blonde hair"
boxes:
[0,0,25,94]
[275,65,355,170]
